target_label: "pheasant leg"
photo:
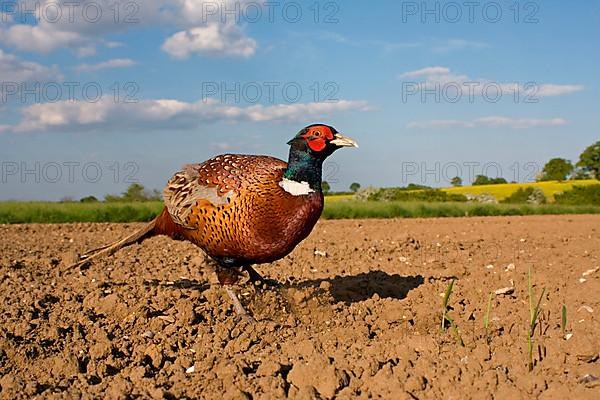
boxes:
[244,265,265,282]
[210,264,256,321]
[244,265,281,289]
[224,286,255,322]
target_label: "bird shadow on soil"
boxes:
[143,278,210,292]
[289,271,425,303]
[140,273,424,304]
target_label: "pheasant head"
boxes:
[287,124,358,158]
[283,124,358,193]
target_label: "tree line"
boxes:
[450,139,600,186]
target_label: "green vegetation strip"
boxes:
[1,200,600,224]
[0,201,164,224]
[321,201,600,219]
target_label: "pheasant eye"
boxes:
[313,131,321,136]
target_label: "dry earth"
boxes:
[0,216,599,399]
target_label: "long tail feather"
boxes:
[64,218,157,271]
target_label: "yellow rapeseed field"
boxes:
[324,194,355,203]
[324,180,599,203]
[441,180,598,201]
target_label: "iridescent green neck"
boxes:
[284,144,323,192]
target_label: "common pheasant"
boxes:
[67,124,358,318]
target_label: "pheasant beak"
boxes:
[330,133,359,148]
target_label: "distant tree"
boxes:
[472,175,507,185]
[450,176,463,187]
[406,183,431,190]
[59,196,75,203]
[555,184,600,205]
[122,183,147,201]
[104,194,121,202]
[350,182,361,193]
[105,183,160,202]
[321,181,331,194]
[80,196,99,203]
[472,175,490,185]
[539,158,574,181]
[577,140,600,180]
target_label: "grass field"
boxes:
[322,200,600,219]
[2,200,600,224]
[0,201,164,224]
[441,179,598,201]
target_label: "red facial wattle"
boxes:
[303,126,334,152]
[307,137,327,152]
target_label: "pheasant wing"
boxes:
[163,164,235,228]
[163,154,286,229]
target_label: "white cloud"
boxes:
[210,142,234,151]
[399,66,584,98]
[162,24,257,59]
[0,1,260,58]
[537,84,585,97]
[0,49,64,105]
[406,120,474,129]
[432,39,488,53]
[105,41,124,49]
[311,32,483,55]
[474,116,568,128]
[0,49,61,83]
[399,66,473,85]
[8,98,370,133]
[407,116,568,130]
[400,66,451,79]
[0,50,62,102]
[75,58,137,73]
[75,45,98,58]
[0,23,86,53]
[318,32,420,52]
[238,100,371,121]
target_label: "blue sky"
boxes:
[0,0,598,200]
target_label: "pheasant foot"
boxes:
[224,286,256,322]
